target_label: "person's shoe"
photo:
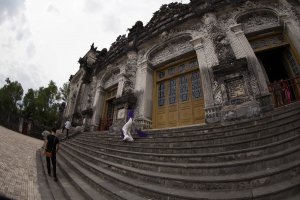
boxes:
[54,177,58,182]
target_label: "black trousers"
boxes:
[66,129,69,139]
[62,128,69,139]
[46,153,57,177]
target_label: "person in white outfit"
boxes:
[122,117,134,142]
[121,109,147,142]
[62,120,71,140]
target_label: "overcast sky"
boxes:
[0,0,189,93]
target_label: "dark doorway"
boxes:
[106,99,114,120]
[99,98,115,131]
[256,47,289,82]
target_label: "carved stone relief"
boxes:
[203,13,236,65]
[216,0,295,35]
[213,81,223,105]
[122,52,138,96]
[158,20,205,42]
[237,10,280,35]
[137,50,146,64]
[249,34,286,50]
[226,76,246,99]
[103,70,120,89]
[249,73,260,95]
[149,36,194,67]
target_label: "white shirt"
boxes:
[65,121,71,129]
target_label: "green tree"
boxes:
[22,80,61,127]
[0,78,24,120]
[59,82,70,102]
[22,88,36,119]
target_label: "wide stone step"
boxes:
[147,102,300,136]
[69,134,300,163]
[63,140,300,176]
[38,149,67,200]
[72,123,300,154]
[60,145,300,199]
[57,157,102,200]
[80,107,300,143]
[78,114,300,147]
[58,150,151,200]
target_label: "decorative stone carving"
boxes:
[109,35,128,52]
[204,13,236,66]
[149,35,193,67]
[145,3,190,32]
[249,34,286,51]
[237,10,280,34]
[248,72,260,96]
[213,81,223,105]
[103,70,120,89]
[226,76,247,100]
[122,51,138,96]
[221,100,261,124]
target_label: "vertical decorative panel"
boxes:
[158,82,165,106]
[169,79,177,104]
[191,71,202,99]
[180,75,189,102]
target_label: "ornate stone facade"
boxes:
[64,0,300,131]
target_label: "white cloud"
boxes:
[83,0,103,13]
[0,0,25,24]
[0,0,190,94]
[47,4,60,14]
[26,42,36,58]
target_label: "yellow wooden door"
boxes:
[153,58,205,128]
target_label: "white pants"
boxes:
[122,118,134,141]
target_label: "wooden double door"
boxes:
[153,57,205,128]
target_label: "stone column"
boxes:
[66,81,83,121]
[91,85,105,131]
[116,66,126,98]
[134,60,153,128]
[190,36,215,110]
[230,24,269,95]
[230,24,273,111]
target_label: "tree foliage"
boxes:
[0,78,24,116]
[0,78,66,127]
[22,80,62,127]
[59,82,70,102]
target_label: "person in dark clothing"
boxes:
[44,127,60,182]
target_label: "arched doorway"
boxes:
[98,86,117,131]
[236,9,300,107]
[152,55,205,128]
[249,32,300,107]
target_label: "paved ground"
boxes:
[0,126,43,200]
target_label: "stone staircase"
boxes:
[40,102,300,200]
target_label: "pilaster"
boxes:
[134,60,153,128]
[230,23,269,95]
[280,15,300,56]
[91,85,105,130]
[190,36,215,109]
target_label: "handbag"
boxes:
[45,151,52,158]
[45,136,56,158]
